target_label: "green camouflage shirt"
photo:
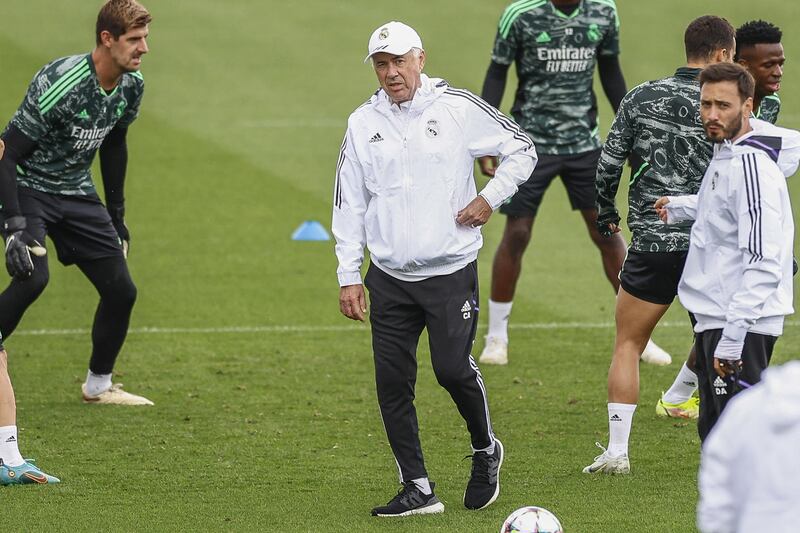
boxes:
[596,67,710,252]
[491,0,620,155]
[755,93,780,124]
[4,53,144,196]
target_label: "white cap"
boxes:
[364,21,423,63]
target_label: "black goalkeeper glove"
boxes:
[107,203,130,258]
[3,216,46,280]
[596,210,621,238]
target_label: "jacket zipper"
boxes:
[402,128,411,268]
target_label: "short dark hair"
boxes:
[734,20,782,61]
[96,0,152,45]
[699,63,755,102]
[684,15,735,62]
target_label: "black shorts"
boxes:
[619,249,688,305]
[500,148,601,218]
[10,187,124,266]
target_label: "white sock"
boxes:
[84,370,112,397]
[411,477,432,495]
[0,425,25,467]
[487,300,513,342]
[662,363,699,404]
[607,403,637,457]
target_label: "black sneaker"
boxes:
[463,438,504,510]
[371,481,445,517]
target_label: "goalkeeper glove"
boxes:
[3,216,46,280]
[107,203,130,258]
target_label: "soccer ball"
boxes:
[500,506,564,533]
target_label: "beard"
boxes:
[704,111,744,142]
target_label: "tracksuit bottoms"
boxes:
[694,328,776,441]
[364,261,494,482]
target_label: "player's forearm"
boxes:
[597,55,626,113]
[0,126,36,219]
[723,260,783,340]
[0,158,21,218]
[333,236,365,286]
[595,155,624,215]
[480,61,509,110]
[332,156,368,286]
[99,126,128,207]
[663,195,698,223]
[483,153,536,209]
[595,109,635,215]
[724,172,787,338]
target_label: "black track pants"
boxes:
[694,328,776,441]
[365,262,494,482]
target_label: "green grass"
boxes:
[1,0,799,531]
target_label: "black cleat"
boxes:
[371,481,445,517]
[464,438,504,510]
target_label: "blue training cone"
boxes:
[292,220,330,241]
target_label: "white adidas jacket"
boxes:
[697,361,800,533]
[332,74,537,285]
[666,120,799,340]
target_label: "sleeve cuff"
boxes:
[722,323,748,342]
[477,189,503,211]
[338,271,363,287]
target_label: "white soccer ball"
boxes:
[500,506,564,533]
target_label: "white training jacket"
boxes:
[665,119,799,340]
[697,361,800,533]
[333,74,537,285]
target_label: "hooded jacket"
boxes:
[666,119,799,340]
[333,74,537,285]
[697,361,800,533]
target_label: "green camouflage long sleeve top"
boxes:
[595,67,710,252]
[755,93,780,124]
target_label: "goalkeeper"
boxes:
[0,0,153,406]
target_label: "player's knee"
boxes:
[502,225,533,256]
[104,277,137,309]
[17,267,50,300]
[375,374,409,402]
[432,363,467,390]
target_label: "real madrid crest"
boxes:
[426,119,440,138]
[379,28,389,40]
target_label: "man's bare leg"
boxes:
[480,216,535,365]
[0,348,60,485]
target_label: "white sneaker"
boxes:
[82,383,154,406]
[640,339,672,366]
[582,443,630,474]
[479,337,508,365]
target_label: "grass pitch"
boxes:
[1,1,798,531]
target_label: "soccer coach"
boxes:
[332,21,537,517]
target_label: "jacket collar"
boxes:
[674,66,702,81]
[370,74,449,118]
